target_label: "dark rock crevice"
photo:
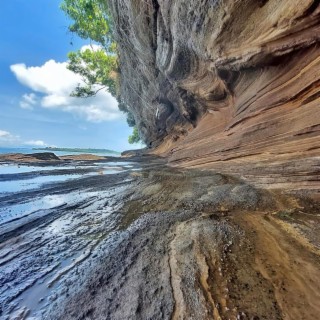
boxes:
[151,0,160,52]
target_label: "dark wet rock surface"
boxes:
[0,156,319,319]
[0,157,145,319]
[25,153,60,161]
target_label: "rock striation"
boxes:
[52,167,320,320]
[111,0,320,198]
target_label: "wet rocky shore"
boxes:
[0,154,319,319]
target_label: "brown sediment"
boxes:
[59,154,108,161]
[236,212,320,319]
[0,152,60,162]
[0,153,114,163]
[52,166,320,320]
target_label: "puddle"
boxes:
[0,164,132,193]
[94,161,135,167]
[0,190,103,227]
[0,195,65,227]
[95,168,122,175]
[0,164,96,175]
[0,174,86,194]
[0,196,64,233]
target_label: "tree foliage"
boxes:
[67,47,118,97]
[61,0,140,143]
[61,0,118,98]
[128,126,140,144]
[60,0,113,50]
[126,112,136,127]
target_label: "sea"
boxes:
[0,147,128,195]
[0,147,119,157]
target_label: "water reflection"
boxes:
[0,164,95,175]
[0,159,136,319]
[0,194,66,225]
[0,174,84,194]
[0,164,130,194]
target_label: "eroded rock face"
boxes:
[110,0,320,196]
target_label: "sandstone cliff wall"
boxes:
[110,0,320,198]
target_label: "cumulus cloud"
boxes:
[10,50,121,122]
[0,129,49,147]
[25,140,47,147]
[0,130,12,138]
[0,130,21,146]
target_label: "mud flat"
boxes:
[0,155,319,319]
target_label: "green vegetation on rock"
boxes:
[67,47,118,98]
[60,0,113,49]
[61,0,118,98]
[128,127,140,145]
[60,0,140,143]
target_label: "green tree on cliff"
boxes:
[60,0,113,49]
[128,126,140,144]
[67,47,118,98]
[60,0,140,144]
[61,0,117,98]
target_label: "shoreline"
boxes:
[0,152,124,164]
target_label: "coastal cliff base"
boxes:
[111,0,320,199]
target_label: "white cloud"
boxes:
[20,93,37,110]
[80,44,102,52]
[25,140,47,147]
[0,130,10,138]
[10,48,122,122]
[0,129,49,147]
[0,130,20,146]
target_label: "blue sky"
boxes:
[0,0,140,152]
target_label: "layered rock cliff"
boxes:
[110,0,320,198]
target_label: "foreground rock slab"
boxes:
[0,158,319,319]
[51,167,320,320]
